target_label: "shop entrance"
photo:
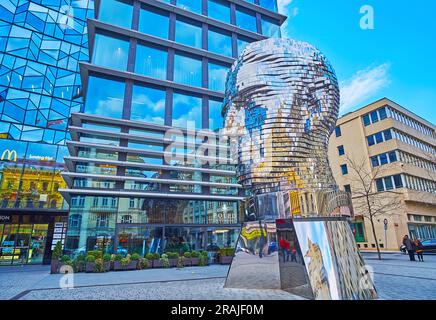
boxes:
[0,223,48,265]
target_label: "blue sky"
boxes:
[278,0,436,124]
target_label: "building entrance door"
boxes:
[0,223,48,265]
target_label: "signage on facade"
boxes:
[51,222,67,251]
[0,214,11,223]
[1,149,17,162]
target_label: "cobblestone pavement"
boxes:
[0,252,435,300]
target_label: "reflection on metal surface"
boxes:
[223,38,377,300]
[225,221,281,289]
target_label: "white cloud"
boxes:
[340,63,390,113]
[277,0,298,38]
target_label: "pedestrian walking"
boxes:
[414,239,424,262]
[402,235,416,261]
[279,237,290,262]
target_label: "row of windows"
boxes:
[367,129,392,146]
[362,106,388,126]
[161,0,279,15]
[375,174,403,192]
[404,174,436,194]
[388,107,435,139]
[408,214,436,223]
[370,151,397,168]
[84,75,225,130]
[393,129,436,154]
[100,0,280,40]
[398,150,436,173]
[92,33,230,90]
[68,196,240,226]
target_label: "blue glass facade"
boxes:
[0,0,284,263]
[0,0,94,264]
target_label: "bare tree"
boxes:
[345,156,403,260]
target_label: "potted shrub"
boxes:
[113,254,124,271]
[58,255,73,273]
[177,256,185,269]
[166,252,179,267]
[160,254,170,268]
[73,254,86,273]
[139,258,149,269]
[120,257,131,271]
[190,251,200,266]
[198,251,209,266]
[85,255,96,272]
[50,241,63,274]
[103,254,111,272]
[219,248,234,265]
[150,253,163,268]
[128,253,140,270]
[183,252,192,266]
[93,258,105,273]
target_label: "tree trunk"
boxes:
[366,196,382,260]
[369,215,382,260]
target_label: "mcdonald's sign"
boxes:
[1,149,17,162]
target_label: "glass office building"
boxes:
[0,0,94,264]
[59,0,286,259]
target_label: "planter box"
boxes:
[190,258,199,266]
[219,256,233,265]
[168,258,178,268]
[152,260,163,268]
[86,262,95,273]
[113,260,138,271]
[50,260,59,274]
[104,261,111,272]
[183,259,191,267]
[126,260,138,270]
[74,262,85,273]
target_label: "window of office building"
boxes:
[84,76,125,119]
[335,126,342,137]
[261,16,281,37]
[174,53,202,87]
[176,0,202,14]
[208,62,229,92]
[92,34,129,70]
[362,107,388,126]
[367,129,392,146]
[237,36,252,55]
[98,0,133,29]
[208,0,230,23]
[208,27,232,57]
[235,7,257,33]
[172,92,202,129]
[139,6,169,39]
[209,99,224,131]
[337,145,345,156]
[259,0,278,12]
[131,84,166,124]
[344,184,352,193]
[135,43,168,80]
[376,174,403,192]
[340,164,348,175]
[175,18,202,49]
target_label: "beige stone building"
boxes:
[328,98,436,251]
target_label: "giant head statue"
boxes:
[223,38,341,200]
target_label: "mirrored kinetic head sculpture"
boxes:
[222,38,377,300]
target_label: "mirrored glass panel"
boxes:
[84,76,125,119]
[92,33,129,70]
[131,84,166,124]
[139,6,169,39]
[98,0,133,29]
[135,43,168,80]
[208,27,232,57]
[172,92,202,129]
[174,54,202,87]
[175,18,202,49]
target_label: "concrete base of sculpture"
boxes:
[225,217,378,300]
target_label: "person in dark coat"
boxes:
[414,239,424,262]
[402,235,416,261]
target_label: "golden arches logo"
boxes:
[1,149,17,162]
